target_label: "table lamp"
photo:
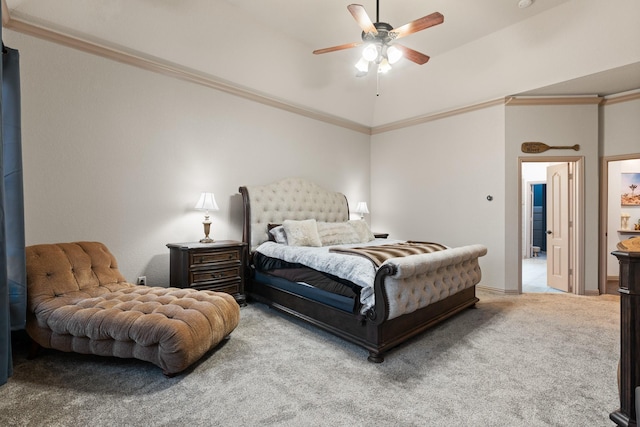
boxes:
[194,192,219,243]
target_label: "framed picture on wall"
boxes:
[621,173,640,206]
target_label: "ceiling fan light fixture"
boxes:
[378,58,392,74]
[387,45,402,64]
[313,4,444,79]
[362,43,379,61]
[355,57,370,73]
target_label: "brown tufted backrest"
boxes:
[26,242,131,311]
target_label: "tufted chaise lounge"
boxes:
[25,242,240,376]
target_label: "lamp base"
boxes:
[199,237,214,243]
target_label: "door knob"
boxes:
[546,230,552,235]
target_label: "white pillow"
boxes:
[317,221,360,246]
[282,219,322,247]
[348,220,375,243]
[268,225,287,244]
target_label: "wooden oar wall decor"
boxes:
[521,142,580,153]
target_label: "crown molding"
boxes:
[371,98,505,135]
[601,90,640,106]
[505,96,603,106]
[1,0,10,26]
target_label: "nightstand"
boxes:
[167,240,247,305]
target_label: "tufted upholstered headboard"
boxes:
[239,178,349,252]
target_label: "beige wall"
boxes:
[506,103,600,294]
[5,27,639,295]
[5,30,371,285]
[370,105,506,291]
[602,98,640,157]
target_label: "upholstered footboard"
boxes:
[367,244,488,323]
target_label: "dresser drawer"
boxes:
[190,249,240,266]
[190,266,241,285]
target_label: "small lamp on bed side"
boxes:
[354,202,369,220]
[194,192,219,243]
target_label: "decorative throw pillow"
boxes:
[348,220,375,243]
[268,225,288,245]
[282,219,322,247]
[316,221,360,246]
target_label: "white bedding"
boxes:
[255,238,404,311]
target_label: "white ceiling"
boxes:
[4,0,640,127]
[225,0,640,97]
[224,0,570,59]
[518,62,640,97]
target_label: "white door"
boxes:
[546,163,570,292]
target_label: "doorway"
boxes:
[522,180,557,292]
[519,157,584,294]
[599,154,640,294]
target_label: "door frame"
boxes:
[518,156,584,294]
[599,153,640,294]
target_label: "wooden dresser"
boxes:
[611,250,640,427]
[167,240,246,305]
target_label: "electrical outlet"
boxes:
[137,276,147,286]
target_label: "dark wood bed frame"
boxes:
[239,179,483,362]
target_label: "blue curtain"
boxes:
[1,43,25,386]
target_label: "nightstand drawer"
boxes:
[190,266,241,285]
[192,280,241,295]
[190,249,240,266]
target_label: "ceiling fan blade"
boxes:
[391,12,444,40]
[394,44,430,65]
[313,42,362,55]
[347,4,378,35]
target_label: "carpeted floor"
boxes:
[1,290,621,426]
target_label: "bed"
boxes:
[239,177,487,362]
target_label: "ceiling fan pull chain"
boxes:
[376,72,380,97]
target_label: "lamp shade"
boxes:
[194,192,219,211]
[377,58,392,74]
[355,57,369,73]
[387,45,403,64]
[362,44,378,61]
[354,202,369,215]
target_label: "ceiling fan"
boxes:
[313,1,444,76]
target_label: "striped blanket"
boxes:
[329,241,448,268]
